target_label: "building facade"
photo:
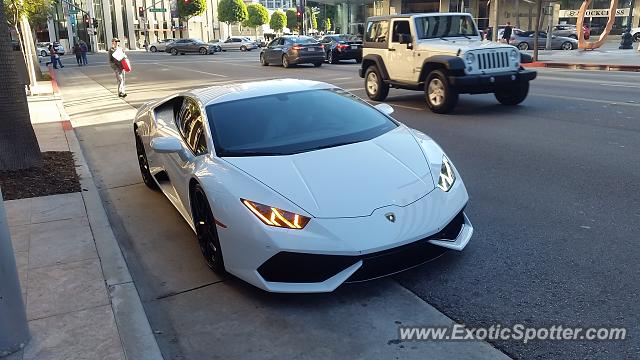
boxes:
[44,0,640,51]
[46,0,227,51]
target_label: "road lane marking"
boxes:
[598,83,640,89]
[155,63,228,77]
[530,92,640,107]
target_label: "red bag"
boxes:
[121,58,132,72]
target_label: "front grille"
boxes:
[476,49,512,71]
[257,209,466,284]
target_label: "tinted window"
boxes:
[289,37,318,44]
[414,15,478,39]
[206,89,397,157]
[392,20,411,42]
[176,98,208,155]
[268,38,279,47]
[365,20,389,42]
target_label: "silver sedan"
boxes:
[510,31,577,51]
[148,38,174,52]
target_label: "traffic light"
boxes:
[184,0,190,4]
[84,14,90,25]
[296,5,303,21]
[138,6,144,18]
[92,18,98,28]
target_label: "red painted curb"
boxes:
[61,120,73,130]
[49,67,60,94]
[523,61,640,72]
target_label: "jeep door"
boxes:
[387,19,418,83]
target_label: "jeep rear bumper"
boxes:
[449,69,537,94]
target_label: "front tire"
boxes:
[191,185,226,274]
[518,42,529,50]
[634,33,640,42]
[199,47,208,54]
[260,53,269,66]
[134,131,159,191]
[40,50,47,57]
[364,65,389,101]
[150,46,157,52]
[495,81,530,105]
[171,48,178,55]
[240,45,247,51]
[561,41,574,50]
[425,70,458,114]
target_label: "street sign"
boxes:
[68,9,78,14]
[150,8,166,12]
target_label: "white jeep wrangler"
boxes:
[359,13,537,113]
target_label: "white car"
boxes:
[148,38,174,52]
[36,41,65,57]
[632,27,640,42]
[133,79,472,293]
[216,36,258,51]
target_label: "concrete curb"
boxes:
[523,62,640,72]
[51,68,164,360]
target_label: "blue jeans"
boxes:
[81,53,88,65]
[51,55,63,68]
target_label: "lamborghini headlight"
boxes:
[437,155,456,192]
[242,199,310,229]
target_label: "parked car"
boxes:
[510,31,577,50]
[216,37,258,51]
[148,38,174,52]
[632,27,640,42]
[260,36,325,68]
[319,34,363,63]
[36,41,65,57]
[552,24,590,40]
[165,39,219,55]
[133,78,473,292]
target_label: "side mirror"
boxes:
[399,34,412,45]
[150,136,183,154]
[374,103,394,116]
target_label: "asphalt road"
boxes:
[68,50,640,359]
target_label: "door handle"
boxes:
[388,48,396,51]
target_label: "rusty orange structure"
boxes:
[576,0,619,49]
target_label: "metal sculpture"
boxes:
[576,0,619,49]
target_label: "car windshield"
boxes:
[288,37,318,45]
[206,89,398,157]
[414,15,478,39]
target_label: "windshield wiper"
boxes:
[308,141,360,151]
[221,150,291,157]
[439,37,450,41]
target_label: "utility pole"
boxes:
[533,0,542,61]
[0,191,30,357]
[627,0,636,30]
[545,2,552,50]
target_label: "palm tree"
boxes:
[0,5,41,170]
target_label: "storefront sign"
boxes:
[559,8,629,18]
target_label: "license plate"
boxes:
[308,47,318,51]
[351,45,357,49]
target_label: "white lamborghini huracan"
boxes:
[133,79,472,293]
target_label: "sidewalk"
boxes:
[523,41,640,71]
[3,81,162,360]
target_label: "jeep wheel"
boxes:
[494,81,529,106]
[425,70,458,114]
[364,65,389,101]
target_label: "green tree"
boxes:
[218,0,248,34]
[244,3,268,38]
[324,18,331,32]
[3,0,53,28]
[178,0,206,20]
[286,8,297,32]
[0,4,41,169]
[269,10,286,33]
[311,11,317,30]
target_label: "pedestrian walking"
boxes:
[49,44,64,69]
[80,41,89,65]
[502,22,513,44]
[73,43,82,66]
[108,38,127,98]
